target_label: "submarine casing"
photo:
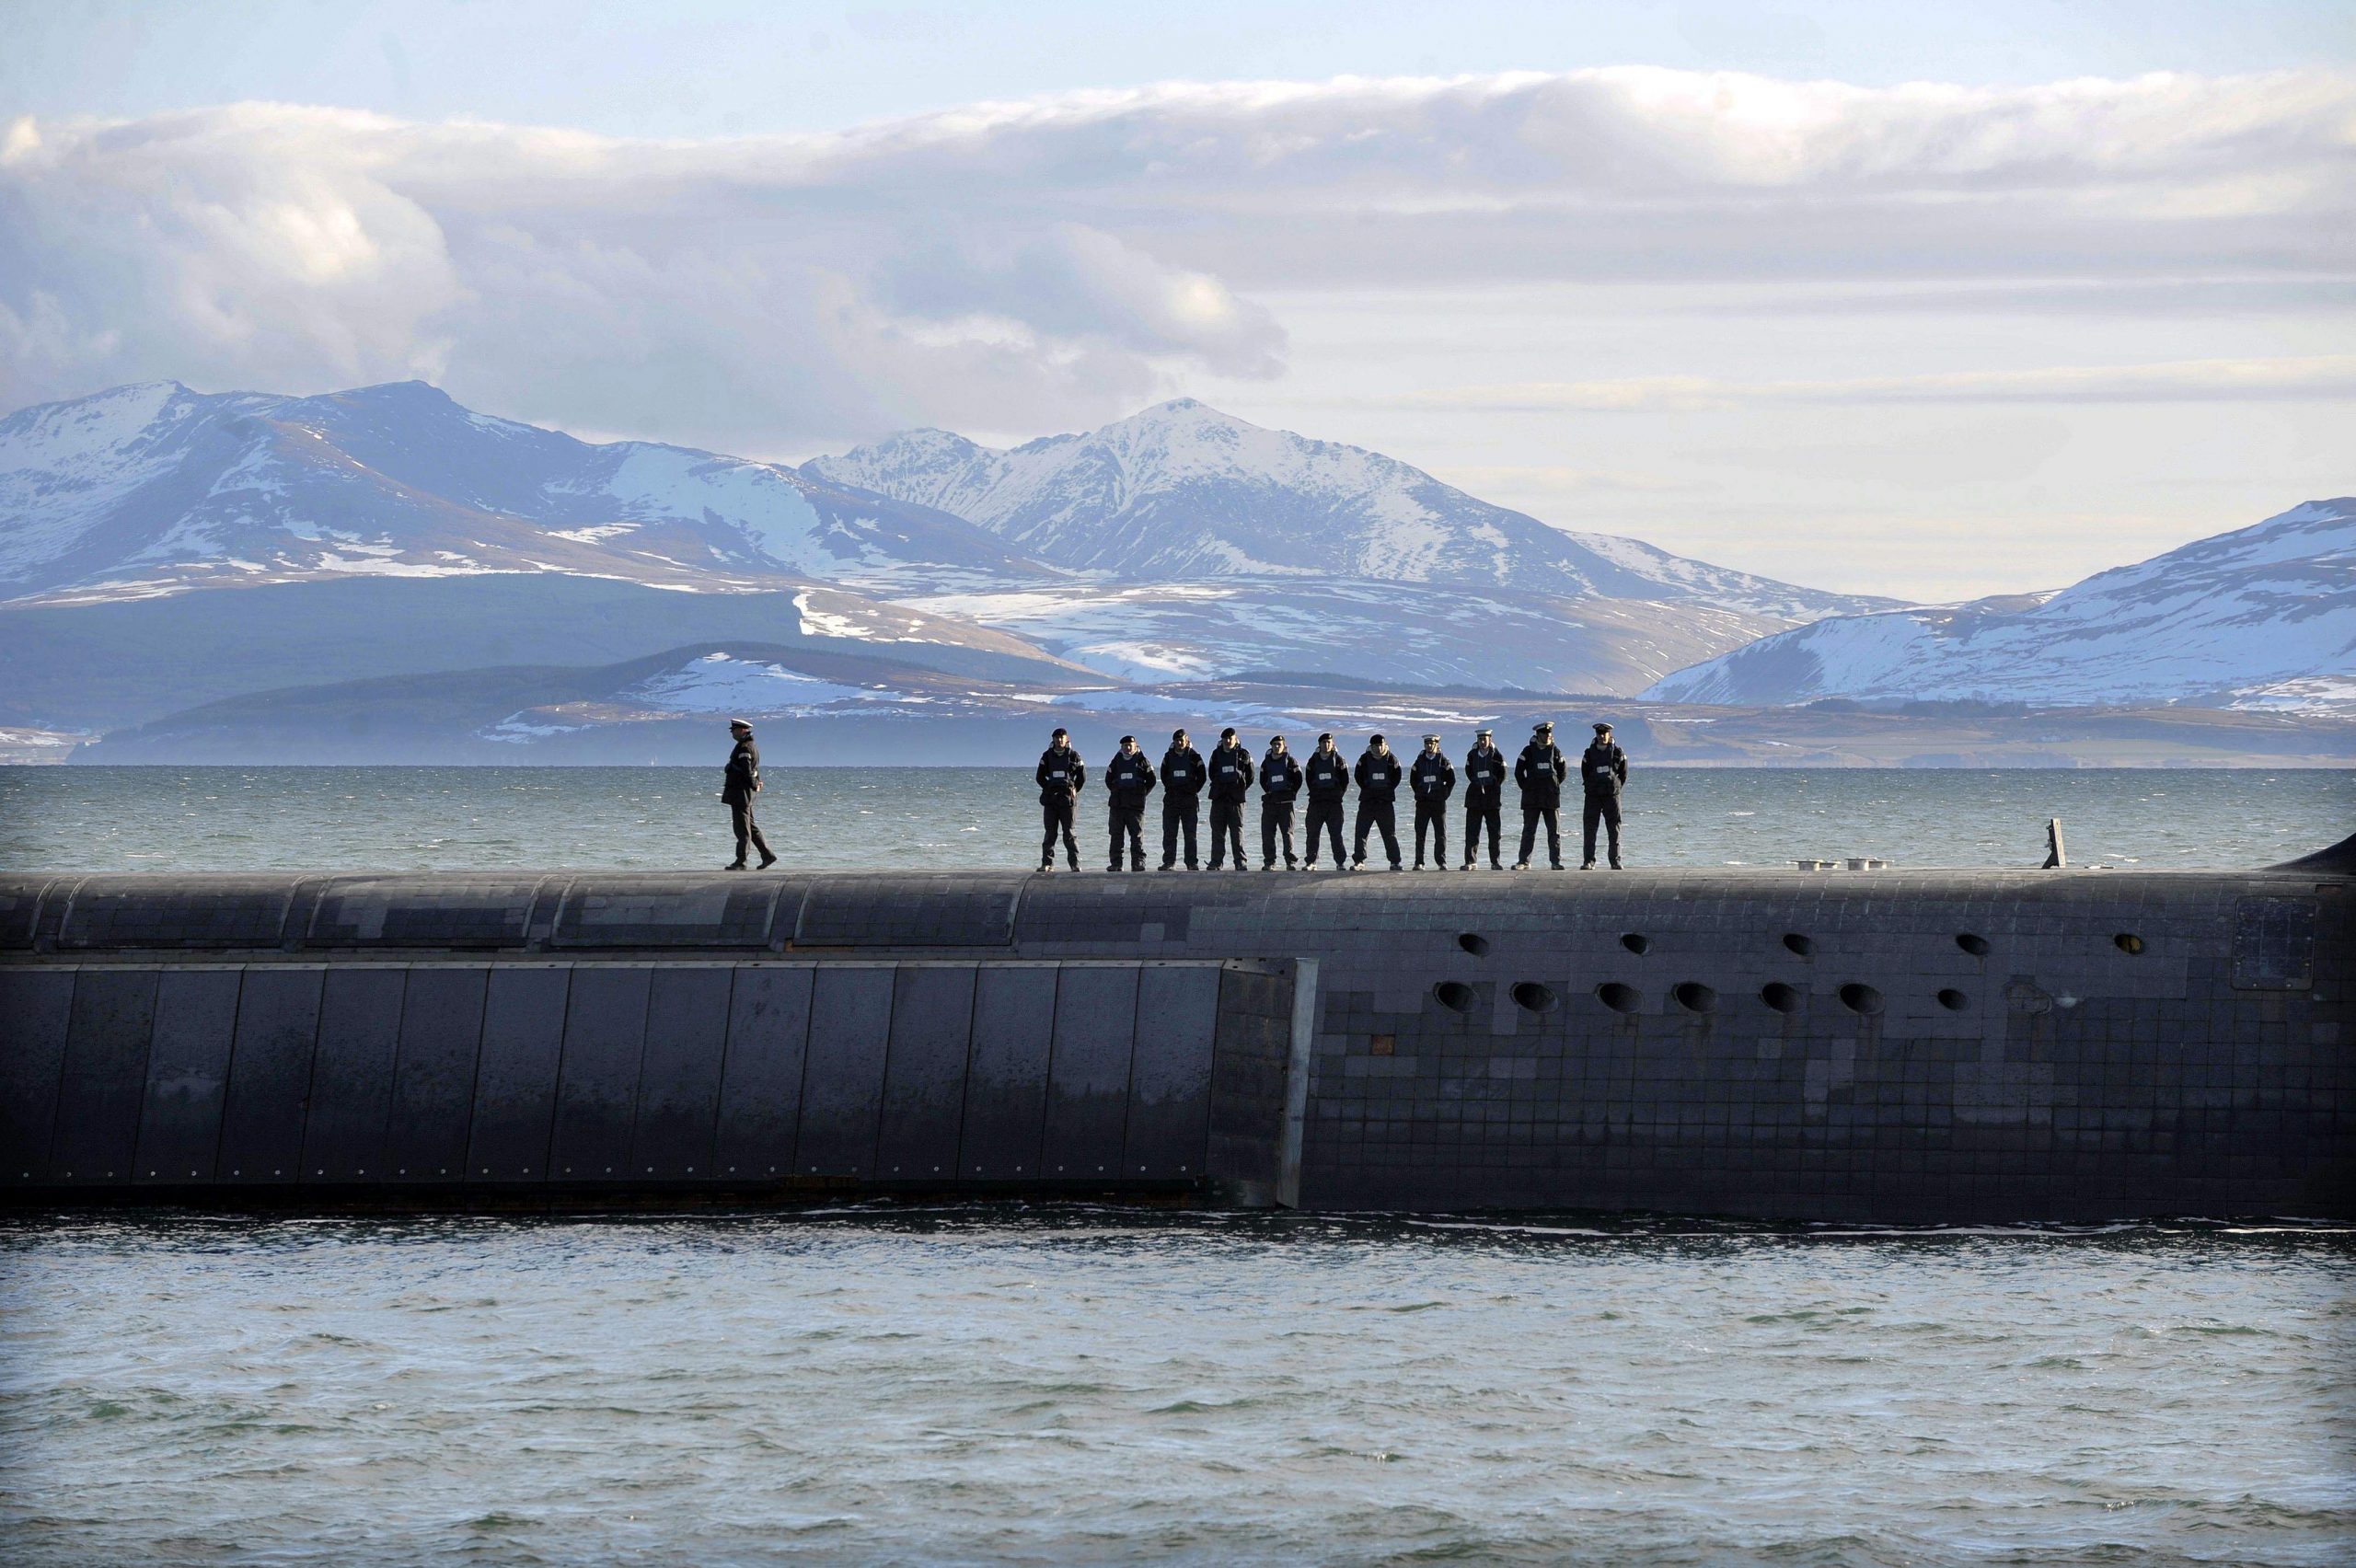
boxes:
[0,861,2347,1220]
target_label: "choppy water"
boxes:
[2,1211,2351,1565]
[0,765,2349,872]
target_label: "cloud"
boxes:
[1,68,2350,448]
[1393,356,2356,411]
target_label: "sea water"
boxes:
[2,767,2351,1563]
[1,1212,2350,1564]
[0,765,2349,872]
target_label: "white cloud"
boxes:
[0,68,2350,450]
[1395,355,2356,411]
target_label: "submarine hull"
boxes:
[1,866,2348,1220]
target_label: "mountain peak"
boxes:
[804,400,1889,621]
[1642,497,2356,709]
[2,379,191,426]
[1120,396,1252,429]
[326,379,460,408]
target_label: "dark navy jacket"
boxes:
[1461,744,1508,806]
[1515,741,1568,809]
[1259,750,1303,805]
[1304,750,1351,803]
[722,740,761,805]
[1035,745,1087,805]
[1103,752,1157,811]
[1207,743,1256,804]
[1354,749,1403,803]
[1581,742,1629,798]
[1409,750,1456,803]
[1161,745,1207,803]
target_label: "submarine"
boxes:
[1,833,2348,1221]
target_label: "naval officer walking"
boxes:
[721,719,777,870]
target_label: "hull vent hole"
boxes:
[1956,933,1990,957]
[1457,933,1490,957]
[1782,933,1813,957]
[1936,988,1969,1011]
[1511,982,1558,1014]
[2114,933,2144,954]
[1620,933,1650,955]
[1761,982,1802,1014]
[1672,982,1716,1013]
[1433,981,1476,1014]
[1838,983,1885,1016]
[1596,982,1641,1014]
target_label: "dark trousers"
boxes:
[729,800,772,866]
[1583,793,1623,867]
[1463,800,1502,867]
[1304,799,1346,865]
[1041,798,1078,869]
[1519,805,1562,868]
[1161,797,1200,868]
[1354,797,1400,868]
[1260,801,1297,867]
[1413,798,1448,866]
[1207,800,1247,869]
[1109,805,1145,870]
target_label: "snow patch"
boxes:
[2231,675,2356,714]
[629,652,889,715]
[479,712,595,743]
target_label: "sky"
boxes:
[1,0,2350,600]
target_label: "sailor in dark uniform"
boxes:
[1103,734,1157,871]
[1459,725,1507,870]
[1034,727,1086,872]
[1352,732,1404,871]
[1513,720,1569,870]
[721,719,776,870]
[1206,727,1256,870]
[1159,728,1207,870]
[1258,734,1302,869]
[1580,721,1630,870]
[1408,733,1455,870]
[1302,732,1351,870]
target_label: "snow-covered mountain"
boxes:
[807,398,1893,620]
[0,380,1041,603]
[1643,499,2356,710]
[0,380,1890,713]
[897,580,1780,695]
